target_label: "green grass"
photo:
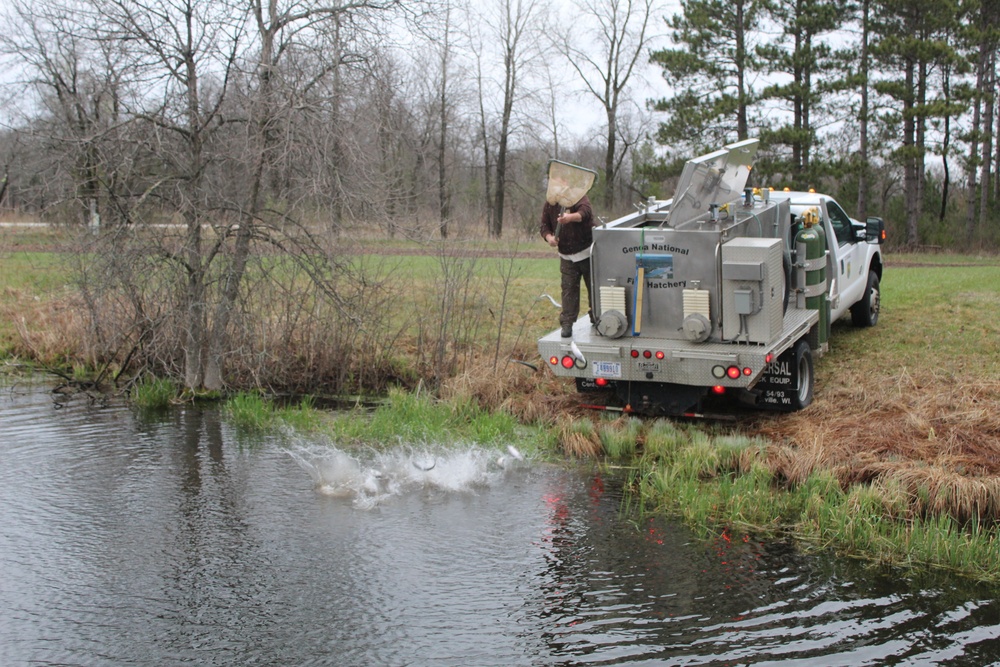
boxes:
[323,387,536,450]
[599,416,641,459]
[224,391,278,433]
[278,395,326,432]
[819,262,1000,380]
[130,376,178,409]
[630,421,1000,581]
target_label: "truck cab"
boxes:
[772,191,884,331]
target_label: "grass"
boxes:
[629,422,1000,581]
[322,386,536,451]
[131,376,178,409]
[224,391,278,433]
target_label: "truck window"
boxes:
[826,201,853,245]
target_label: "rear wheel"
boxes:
[790,339,814,411]
[754,338,814,412]
[851,270,880,327]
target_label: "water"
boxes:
[2,383,1000,666]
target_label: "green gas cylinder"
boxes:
[795,208,829,348]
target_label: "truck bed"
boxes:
[538,306,819,387]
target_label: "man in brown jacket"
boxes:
[540,192,597,337]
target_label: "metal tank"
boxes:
[589,139,790,345]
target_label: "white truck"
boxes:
[537,140,885,416]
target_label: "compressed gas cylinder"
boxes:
[795,208,829,348]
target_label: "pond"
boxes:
[1,383,999,666]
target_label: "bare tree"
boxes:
[94,0,247,389]
[0,0,130,226]
[482,0,543,238]
[204,0,406,389]
[411,0,463,238]
[558,0,656,211]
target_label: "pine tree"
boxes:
[755,0,849,188]
[870,0,964,246]
[650,0,768,154]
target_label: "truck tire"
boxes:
[791,339,814,410]
[850,270,880,327]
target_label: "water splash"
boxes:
[286,440,528,509]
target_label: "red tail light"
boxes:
[726,366,741,379]
[561,356,575,369]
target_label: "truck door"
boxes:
[824,199,863,319]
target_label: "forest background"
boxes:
[0,0,998,396]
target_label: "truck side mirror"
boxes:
[866,217,886,244]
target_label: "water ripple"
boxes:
[3,384,1000,666]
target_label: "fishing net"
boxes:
[546,160,597,207]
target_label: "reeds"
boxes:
[599,416,641,459]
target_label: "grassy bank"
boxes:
[624,258,1000,580]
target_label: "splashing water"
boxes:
[286,440,528,509]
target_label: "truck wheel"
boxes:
[850,270,880,327]
[791,339,814,410]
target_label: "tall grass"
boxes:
[622,414,1000,581]
[224,392,277,432]
[131,376,178,409]
[279,395,326,433]
[599,416,641,459]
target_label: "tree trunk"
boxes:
[735,0,748,140]
[966,43,985,245]
[857,0,870,220]
[903,58,919,246]
[438,4,452,239]
[980,51,996,232]
[939,63,951,223]
[604,105,616,211]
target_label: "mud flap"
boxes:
[754,340,814,411]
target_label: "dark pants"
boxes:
[560,257,594,329]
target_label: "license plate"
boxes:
[593,361,622,378]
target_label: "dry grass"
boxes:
[556,416,603,458]
[3,291,95,367]
[751,369,1000,523]
[440,353,587,426]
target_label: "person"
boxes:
[540,191,597,338]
